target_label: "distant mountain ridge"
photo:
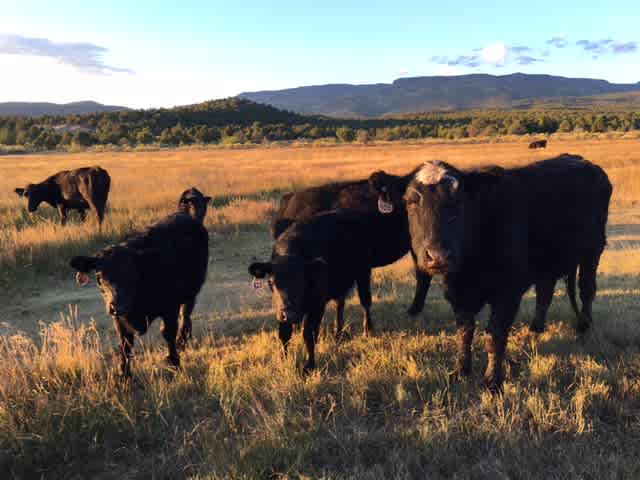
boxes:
[239,73,640,117]
[0,101,127,117]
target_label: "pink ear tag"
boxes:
[378,196,394,214]
[251,277,266,296]
[75,272,90,287]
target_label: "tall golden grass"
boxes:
[0,138,639,478]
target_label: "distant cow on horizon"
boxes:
[529,139,547,149]
[15,166,110,226]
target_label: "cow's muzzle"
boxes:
[424,249,456,274]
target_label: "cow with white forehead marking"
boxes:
[403,155,611,392]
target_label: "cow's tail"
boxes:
[565,265,580,318]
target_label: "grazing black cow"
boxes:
[402,154,611,391]
[250,210,381,372]
[70,206,209,377]
[529,139,547,149]
[272,167,432,320]
[15,166,110,226]
[178,187,212,223]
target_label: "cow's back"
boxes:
[52,166,110,205]
[272,179,375,237]
[272,179,411,266]
[512,155,611,276]
[276,210,383,299]
[125,213,209,308]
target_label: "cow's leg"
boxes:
[407,250,432,316]
[303,306,325,373]
[576,254,601,333]
[356,268,373,336]
[451,310,476,378]
[78,208,87,223]
[86,201,102,226]
[57,205,68,225]
[160,310,180,368]
[279,322,293,354]
[177,299,195,350]
[529,278,556,333]
[334,297,345,341]
[114,321,134,378]
[484,297,520,393]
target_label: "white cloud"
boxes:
[0,33,132,75]
[480,42,508,64]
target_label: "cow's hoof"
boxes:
[164,355,181,369]
[575,315,592,335]
[302,363,315,375]
[448,365,471,381]
[407,305,423,316]
[176,336,190,351]
[481,374,504,394]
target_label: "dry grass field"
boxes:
[0,138,639,479]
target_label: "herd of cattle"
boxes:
[13,152,612,392]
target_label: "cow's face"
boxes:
[368,171,406,214]
[249,257,327,325]
[405,162,469,274]
[178,187,212,223]
[15,184,43,212]
[70,247,143,318]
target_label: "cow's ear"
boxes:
[249,262,272,278]
[14,188,25,197]
[70,256,99,273]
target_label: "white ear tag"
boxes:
[251,277,266,296]
[75,272,90,287]
[378,195,394,214]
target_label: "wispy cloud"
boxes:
[547,35,568,48]
[611,41,637,54]
[515,55,543,65]
[0,34,133,75]
[576,38,612,55]
[430,54,482,68]
[510,45,531,55]
[576,38,637,58]
[431,42,511,68]
[430,34,637,70]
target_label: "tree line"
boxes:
[1,98,639,150]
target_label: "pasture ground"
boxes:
[0,139,639,479]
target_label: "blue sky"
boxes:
[1,1,639,108]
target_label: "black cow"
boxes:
[250,210,381,372]
[529,139,547,149]
[271,167,432,320]
[70,207,209,377]
[178,187,212,223]
[15,166,111,226]
[402,154,611,391]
